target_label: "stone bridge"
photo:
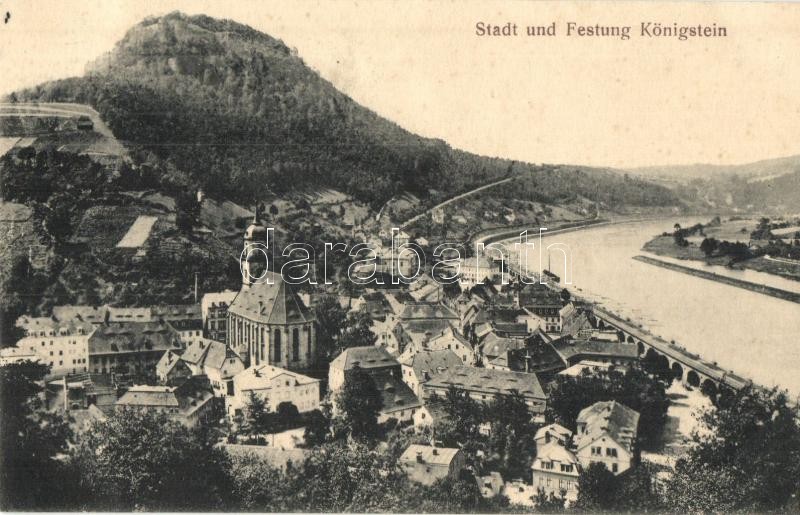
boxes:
[592,307,751,395]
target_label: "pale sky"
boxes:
[1,0,800,169]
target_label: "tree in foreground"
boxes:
[0,361,73,510]
[663,386,800,512]
[72,408,230,511]
[334,365,383,440]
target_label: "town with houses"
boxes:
[0,208,718,509]
[2,7,800,513]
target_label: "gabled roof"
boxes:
[181,339,214,365]
[576,401,640,453]
[156,350,188,378]
[535,423,573,442]
[427,326,475,352]
[330,345,398,372]
[117,385,180,407]
[228,272,314,325]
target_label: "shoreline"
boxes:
[634,255,800,304]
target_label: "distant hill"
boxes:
[629,154,800,183]
[6,11,680,212]
[629,155,800,212]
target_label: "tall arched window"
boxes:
[292,328,300,362]
[273,329,282,363]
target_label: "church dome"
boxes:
[245,222,268,241]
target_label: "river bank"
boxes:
[634,255,800,304]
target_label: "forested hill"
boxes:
[8,12,516,208]
[7,12,682,211]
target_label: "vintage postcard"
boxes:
[1,0,799,512]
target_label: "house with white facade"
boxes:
[575,401,640,475]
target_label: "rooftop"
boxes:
[228,272,314,325]
[400,349,463,382]
[424,366,546,400]
[330,345,399,372]
[399,444,461,466]
[88,320,181,355]
[235,364,319,392]
[551,338,639,363]
[576,400,640,453]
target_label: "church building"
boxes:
[227,210,316,370]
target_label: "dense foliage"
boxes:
[664,386,800,512]
[0,361,74,510]
[70,408,231,511]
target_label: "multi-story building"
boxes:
[201,290,237,342]
[575,401,640,475]
[88,320,182,376]
[329,346,420,423]
[49,304,203,346]
[517,284,564,333]
[150,304,204,347]
[399,348,463,397]
[424,326,476,365]
[226,364,321,421]
[328,345,399,392]
[531,442,581,502]
[180,338,245,397]
[11,316,95,377]
[422,365,547,414]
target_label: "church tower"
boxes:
[241,205,269,287]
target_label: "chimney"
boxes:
[432,448,439,456]
[416,451,424,463]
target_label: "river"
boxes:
[509,219,800,396]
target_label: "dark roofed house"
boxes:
[422,366,547,414]
[371,370,422,423]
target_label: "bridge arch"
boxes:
[701,378,718,398]
[671,361,684,381]
[626,335,635,344]
[637,341,645,356]
[686,370,701,387]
